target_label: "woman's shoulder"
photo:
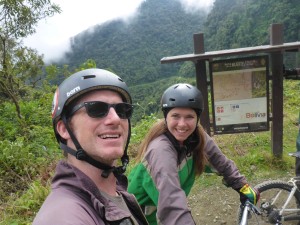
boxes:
[146,134,176,158]
[148,134,172,147]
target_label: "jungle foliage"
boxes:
[1,0,300,224]
[60,0,300,85]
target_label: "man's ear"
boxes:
[56,120,71,140]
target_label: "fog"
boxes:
[23,0,215,62]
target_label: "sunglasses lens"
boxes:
[86,102,109,118]
[85,102,133,119]
[115,103,133,119]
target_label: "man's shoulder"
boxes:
[32,189,100,225]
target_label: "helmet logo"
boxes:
[51,89,59,118]
[67,86,80,97]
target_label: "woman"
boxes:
[128,83,258,225]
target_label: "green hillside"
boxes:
[1,0,300,224]
[204,0,300,52]
[61,0,207,86]
[60,0,300,78]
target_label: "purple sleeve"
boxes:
[144,136,196,225]
[204,133,247,189]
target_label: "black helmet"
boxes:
[51,68,132,141]
[51,68,132,178]
[161,83,204,116]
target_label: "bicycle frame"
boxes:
[239,200,262,225]
[240,202,250,225]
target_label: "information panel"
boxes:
[210,56,269,134]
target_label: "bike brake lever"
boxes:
[251,204,262,215]
[288,151,300,158]
[247,201,262,215]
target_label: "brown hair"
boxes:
[136,119,208,176]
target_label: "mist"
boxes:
[23,0,215,63]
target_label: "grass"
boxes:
[1,180,51,225]
[193,79,300,189]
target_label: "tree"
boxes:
[0,0,61,119]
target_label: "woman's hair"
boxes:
[136,119,208,176]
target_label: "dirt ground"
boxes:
[188,174,295,225]
[189,182,240,225]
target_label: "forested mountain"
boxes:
[57,0,300,122]
[204,0,300,51]
[62,0,207,86]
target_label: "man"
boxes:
[33,68,148,225]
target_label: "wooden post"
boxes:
[193,33,211,134]
[270,24,284,157]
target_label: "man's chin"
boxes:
[94,153,124,165]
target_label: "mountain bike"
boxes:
[237,152,300,225]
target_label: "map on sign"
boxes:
[213,71,252,101]
[213,69,266,101]
[210,56,269,134]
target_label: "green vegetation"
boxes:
[1,0,300,224]
[60,0,300,87]
[62,0,206,86]
[57,0,300,123]
[1,78,299,224]
[0,0,61,120]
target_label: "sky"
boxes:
[23,0,215,62]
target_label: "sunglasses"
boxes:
[68,101,133,119]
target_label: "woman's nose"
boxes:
[177,117,186,126]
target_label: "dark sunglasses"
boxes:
[68,101,133,119]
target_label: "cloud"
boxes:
[179,0,214,12]
[23,0,214,63]
[23,0,144,62]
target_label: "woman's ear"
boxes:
[56,120,71,140]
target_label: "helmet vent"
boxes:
[169,98,175,102]
[189,98,195,102]
[82,75,96,79]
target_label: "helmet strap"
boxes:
[118,119,131,174]
[164,130,186,165]
[60,114,130,178]
[164,129,199,164]
[60,142,113,176]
